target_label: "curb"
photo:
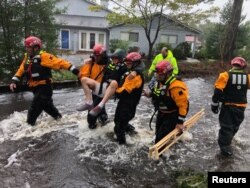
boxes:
[0,80,81,94]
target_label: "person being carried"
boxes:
[9,36,79,126]
[77,44,109,129]
[89,49,145,117]
[113,52,144,144]
[211,57,250,157]
[143,60,189,144]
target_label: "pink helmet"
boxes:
[93,44,106,55]
[125,52,141,62]
[156,60,173,75]
[231,57,247,68]
[24,36,42,48]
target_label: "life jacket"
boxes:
[151,76,178,111]
[223,70,248,104]
[23,50,51,81]
[103,62,127,83]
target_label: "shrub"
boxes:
[173,42,191,60]
[109,39,130,53]
[194,48,207,60]
[153,43,172,56]
[52,70,78,81]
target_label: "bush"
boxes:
[194,48,207,60]
[237,48,250,61]
[173,42,191,60]
[52,70,78,81]
[127,46,140,53]
[173,48,185,60]
[109,39,130,53]
[153,43,172,56]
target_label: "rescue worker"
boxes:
[114,52,144,144]
[211,57,250,157]
[143,60,189,144]
[77,44,109,129]
[148,47,178,77]
[9,36,79,126]
[87,48,128,117]
[148,47,178,91]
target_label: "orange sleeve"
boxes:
[116,75,142,94]
[214,71,229,91]
[40,52,72,70]
[14,58,26,78]
[170,81,189,117]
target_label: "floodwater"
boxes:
[0,77,250,188]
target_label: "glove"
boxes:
[211,103,219,114]
[72,68,79,76]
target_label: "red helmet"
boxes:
[93,44,106,55]
[156,60,173,75]
[125,52,141,62]
[24,36,42,48]
[231,57,247,68]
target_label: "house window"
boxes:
[121,32,139,42]
[79,31,106,50]
[61,30,69,49]
[99,33,104,44]
[160,34,177,44]
[81,33,87,49]
[90,33,96,49]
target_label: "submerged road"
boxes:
[0,77,250,187]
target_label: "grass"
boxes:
[52,70,78,81]
[173,170,207,188]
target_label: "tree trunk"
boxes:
[223,0,243,62]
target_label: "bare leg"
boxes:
[77,77,99,111]
[89,80,118,116]
[81,77,99,103]
[100,80,118,104]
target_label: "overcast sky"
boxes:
[196,0,250,22]
[98,0,250,23]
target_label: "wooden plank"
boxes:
[148,108,205,160]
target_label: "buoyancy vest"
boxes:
[103,62,127,83]
[223,70,248,104]
[151,76,178,111]
[23,51,52,81]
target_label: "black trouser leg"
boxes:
[27,88,44,125]
[39,85,61,119]
[155,112,178,144]
[114,122,126,144]
[27,99,43,126]
[87,95,108,129]
[42,98,61,119]
[27,84,61,125]
[218,105,245,148]
[114,101,133,144]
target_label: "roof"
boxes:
[158,13,202,34]
[109,12,202,34]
